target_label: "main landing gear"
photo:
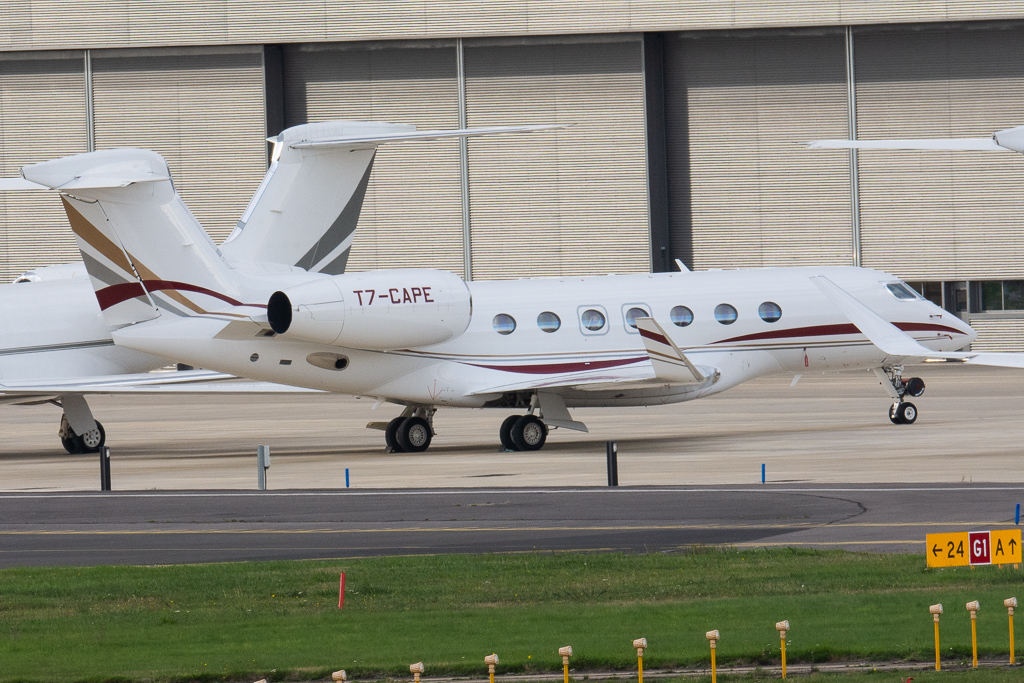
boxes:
[499,414,548,451]
[55,394,106,454]
[384,407,436,453]
[875,366,925,425]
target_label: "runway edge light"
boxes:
[775,620,789,679]
[485,653,499,683]
[967,601,980,669]
[558,646,573,683]
[706,630,720,683]
[632,638,647,683]
[930,604,943,671]
[1005,598,1017,664]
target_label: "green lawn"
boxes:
[1,549,1022,682]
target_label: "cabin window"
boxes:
[714,303,738,325]
[581,308,606,331]
[758,301,782,323]
[623,306,649,330]
[537,311,561,332]
[492,313,516,335]
[670,305,693,327]
[886,282,920,301]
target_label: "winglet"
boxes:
[809,276,945,358]
[635,317,705,383]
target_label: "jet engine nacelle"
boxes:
[267,269,471,350]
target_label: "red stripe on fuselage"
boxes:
[715,321,965,345]
[96,280,267,310]
[468,356,647,375]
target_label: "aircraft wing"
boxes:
[810,276,1024,368]
[0,369,325,398]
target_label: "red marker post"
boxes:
[338,572,346,609]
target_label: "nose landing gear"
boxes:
[875,366,925,425]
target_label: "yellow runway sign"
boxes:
[927,530,1021,567]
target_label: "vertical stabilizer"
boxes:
[220,120,414,274]
[22,148,245,327]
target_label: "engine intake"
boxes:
[267,269,471,350]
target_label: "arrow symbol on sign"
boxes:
[932,544,941,557]
[1011,538,1018,553]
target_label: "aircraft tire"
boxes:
[905,377,926,398]
[888,403,902,425]
[511,415,547,451]
[80,421,105,453]
[385,417,406,452]
[397,417,432,453]
[499,415,520,451]
[60,434,79,454]
[896,401,918,425]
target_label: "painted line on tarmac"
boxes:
[0,520,1010,535]
[1,484,1023,498]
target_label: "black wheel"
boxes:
[397,416,432,453]
[889,402,902,425]
[896,401,918,425]
[905,377,925,398]
[60,434,79,454]
[385,417,406,452]
[80,421,105,453]
[499,415,520,451]
[511,415,547,451]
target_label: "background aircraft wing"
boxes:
[0,369,325,398]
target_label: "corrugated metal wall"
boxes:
[854,27,1024,281]
[966,317,1024,352]
[464,35,650,279]
[664,33,853,270]
[0,52,86,280]
[91,46,267,245]
[4,2,1024,52]
[283,41,465,275]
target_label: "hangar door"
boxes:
[91,46,267,245]
[664,33,853,270]
[854,27,1024,281]
[283,41,465,276]
[0,52,87,281]
[463,35,650,279]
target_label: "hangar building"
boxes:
[2,2,1024,349]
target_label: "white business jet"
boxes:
[8,121,1024,454]
[0,120,457,453]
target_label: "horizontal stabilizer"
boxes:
[635,317,706,383]
[805,138,1004,151]
[807,124,1024,154]
[290,124,566,149]
[0,178,49,190]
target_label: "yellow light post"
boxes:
[410,662,424,683]
[967,601,980,669]
[558,646,573,683]
[706,630,720,683]
[632,638,647,683]
[930,604,943,671]
[1005,598,1017,664]
[332,671,347,683]
[775,620,789,679]
[485,654,499,683]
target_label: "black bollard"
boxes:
[99,446,111,491]
[606,441,618,487]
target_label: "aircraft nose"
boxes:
[949,313,978,346]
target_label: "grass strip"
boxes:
[1,549,1023,682]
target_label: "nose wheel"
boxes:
[889,401,918,425]
[876,366,924,426]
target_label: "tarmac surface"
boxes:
[0,363,1022,566]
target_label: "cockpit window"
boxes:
[886,282,921,301]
